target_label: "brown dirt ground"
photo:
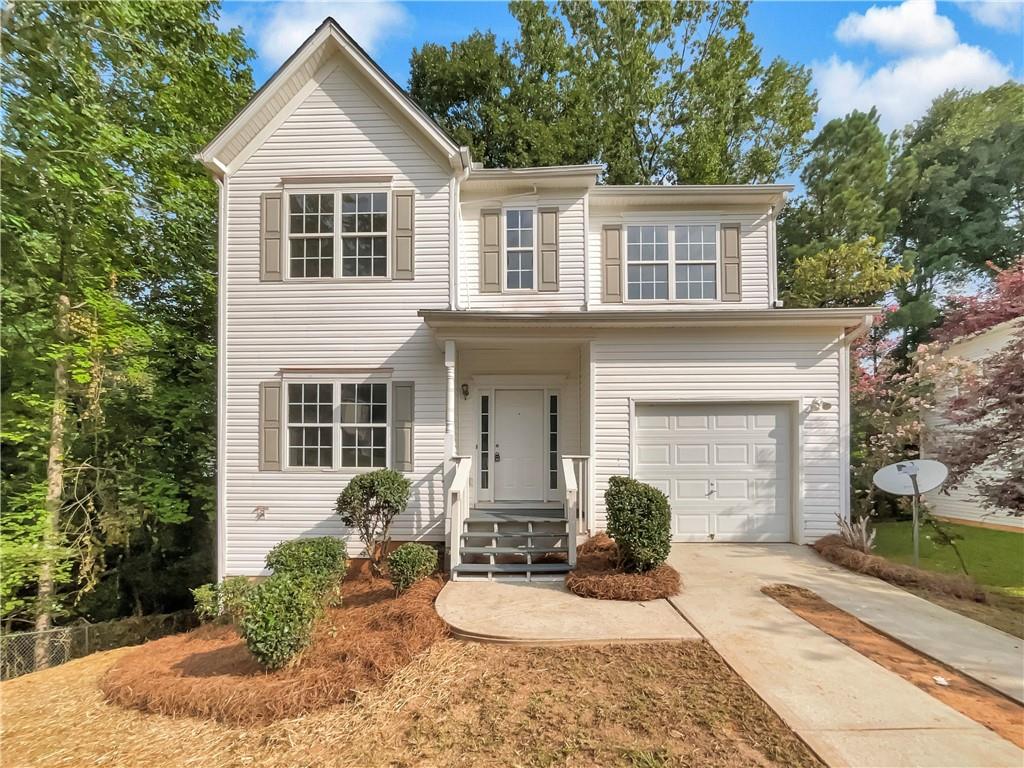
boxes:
[1,638,822,768]
[763,583,1024,749]
[100,577,447,724]
[566,533,682,601]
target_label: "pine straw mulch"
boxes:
[764,583,1024,749]
[2,638,822,768]
[813,534,987,601]
[565,533,681,601]
[100,576,447,725]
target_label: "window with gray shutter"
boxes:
[259,381,282,470]
[260,192,283,282]
[602,223,623,303]
[480,208,501,292]
[391,382,415,472]
[538,207,559,292]
[721,223,742,302]
[392,190,414,280]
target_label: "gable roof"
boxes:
[197,17,468,175]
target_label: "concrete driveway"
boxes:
[668,544,1023,768]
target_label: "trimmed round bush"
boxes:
[604,475,671,572]
[335,469,412,576]
[240,574,324,670]
[387,543,438,593]
[265,536,348,587]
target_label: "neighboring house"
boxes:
[197,18,874,580]
[921,318,1023,532]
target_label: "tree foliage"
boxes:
[410,0,816,184]
[1,2,253,627]
[784,238,910,309]
[335,470,412,577]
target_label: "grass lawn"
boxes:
[0,639,821,768]
[872,520,1024,638]
[873,520,1024,592]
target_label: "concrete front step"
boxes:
[460,546,568,555]
[454,562,572,575]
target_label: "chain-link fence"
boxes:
[0,625,89,680]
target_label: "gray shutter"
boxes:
[602,224,623,303]
[480,208,501,293]
[392,190,415,280]
[391,381,415,472]
[721,223,741,302]
[538,207,559,292]
[260,191,283,282]
[259,381,282,471]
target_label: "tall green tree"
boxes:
[778,108,900,297]
[888,83,1024,349]
[410,0,816,184]
[1,2,253,636]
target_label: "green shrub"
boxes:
[605,476,671,572]
[240,574,323,670]
[336,469,412,576]
[191,576,254,624]
[265,537,348,587]
[387,543,438,593]
[191,583,219,622]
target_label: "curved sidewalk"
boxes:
[436,580,700,645]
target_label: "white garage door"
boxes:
[634,402,792,542]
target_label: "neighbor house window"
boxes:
[675,225,717,299]
[340,383,388,468]
[505,209,535,290]
[287,383,334,467]
[288,194,334,278]
[287,190,389,279]
[626,223,719,301]
[341,192,388,277]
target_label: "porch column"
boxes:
[444,339,456,458]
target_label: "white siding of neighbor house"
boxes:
[459,192,588,310]
[587,208,773,309]
[590,327,846,542]
[222,57,453,575]
[922,320,1023,530]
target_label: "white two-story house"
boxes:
[198,19,874,580]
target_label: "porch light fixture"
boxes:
[461,383,469,400]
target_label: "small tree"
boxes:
[335,469,412,576]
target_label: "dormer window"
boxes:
[626,223,719,301]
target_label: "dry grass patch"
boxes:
[764,583,1024,749]
[566,533,681,601]
[813,534,986,601]
[2,638,821,768]
[100,577,446,724]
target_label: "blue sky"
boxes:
[218,0,1022,134]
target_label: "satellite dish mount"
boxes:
[872,459,948,566]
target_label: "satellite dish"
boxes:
[873,459,948,496]
[872,459,948,567]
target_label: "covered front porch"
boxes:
[431,327,594,580]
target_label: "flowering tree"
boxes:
[930,260,1024,515]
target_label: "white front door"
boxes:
[494,389,545,501]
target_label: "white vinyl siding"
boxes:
[461,192,587,310]
[589,210,772,308]
[590,327,844,542]
[223,58,451,575]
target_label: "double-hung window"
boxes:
[286,190,389,279]
[505,209,535,290]
[285,380,389,469]
[625,223,719,301]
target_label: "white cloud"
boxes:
[836,0,958,53]
[957,1,1024,32]
[814,44,1012,130]
[222,1,411,66]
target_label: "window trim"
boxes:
[622,222,722,304]
[281,373,392,472]
[282,185,392,282]
[502,206,538,293]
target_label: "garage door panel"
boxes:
[635,402,791,543]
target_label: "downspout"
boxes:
[768,204,780,307]
[209,157,229,582]
[837,313,875,529]
[582,189,591,310]
[449,148,471,311]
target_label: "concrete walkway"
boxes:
[436,580,700,644]
[669,544,1024,768]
